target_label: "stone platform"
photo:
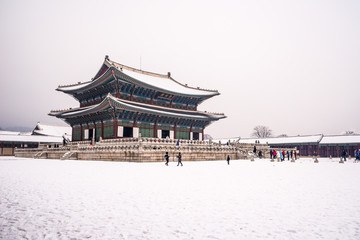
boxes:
[15,137,294,162]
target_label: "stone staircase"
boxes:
[60,151,77,160]
[34,151,47,159]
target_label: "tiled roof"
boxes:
[57,56,219,97]
[51,94,226,121]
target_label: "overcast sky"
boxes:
[0,0,359,138]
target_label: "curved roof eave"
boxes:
[55,95,224,121]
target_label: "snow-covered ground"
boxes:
[1,157,360,240]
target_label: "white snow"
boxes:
[120,68,216,97]
[1,157,360,240]
[33,123,72,137]
[0,134,62,143]
[0,131,21,135]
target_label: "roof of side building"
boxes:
[238,135,324,145]
[32,122,72,137]
[319,135,360,144]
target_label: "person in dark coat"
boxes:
[253,146,257,154]
[342,150,347,161]
[227,155,230,165]
[286,151,290,160]
[177,152,183,166]
[270,149,273,160]
[164,152,169,166]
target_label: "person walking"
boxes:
[177,152,183,166]
[164,152,169,166]
[286,151,290,160]
[270,149,273,160]
[282,150,285,161]
[341,149,347,161]
[227,155,230,165]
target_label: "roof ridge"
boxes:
[241,134,323,140]
[323,134,360,137]
[36,122,70,127]
[107,59,168,79]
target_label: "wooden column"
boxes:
[80,124,83,141]
[101,120,104,139]
[71,125,74,142]
[154,116,158,138]
[113,119,118,138]
[174,124,177,139]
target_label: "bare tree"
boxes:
[251,125,273,138]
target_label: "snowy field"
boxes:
[1,157,360,240]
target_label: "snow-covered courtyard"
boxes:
[1,157,360,240]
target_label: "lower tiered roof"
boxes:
[50,94,225,127]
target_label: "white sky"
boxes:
[0,0,359,138]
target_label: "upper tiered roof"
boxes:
[57,56,219,98]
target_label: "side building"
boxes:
[0,123,71,156]
[238,134,360,157]
[50,56,225,142]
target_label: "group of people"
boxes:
[270,149,296,161]
[164,152,183,166]
[340,149,360,162]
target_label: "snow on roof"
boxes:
[58,57,219,98]
[118,66,217,97]
[0,130,21,135]
[319,135,360,144]
[0,134,62,143]
[33,122,72,137]
[239,135,323,145]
